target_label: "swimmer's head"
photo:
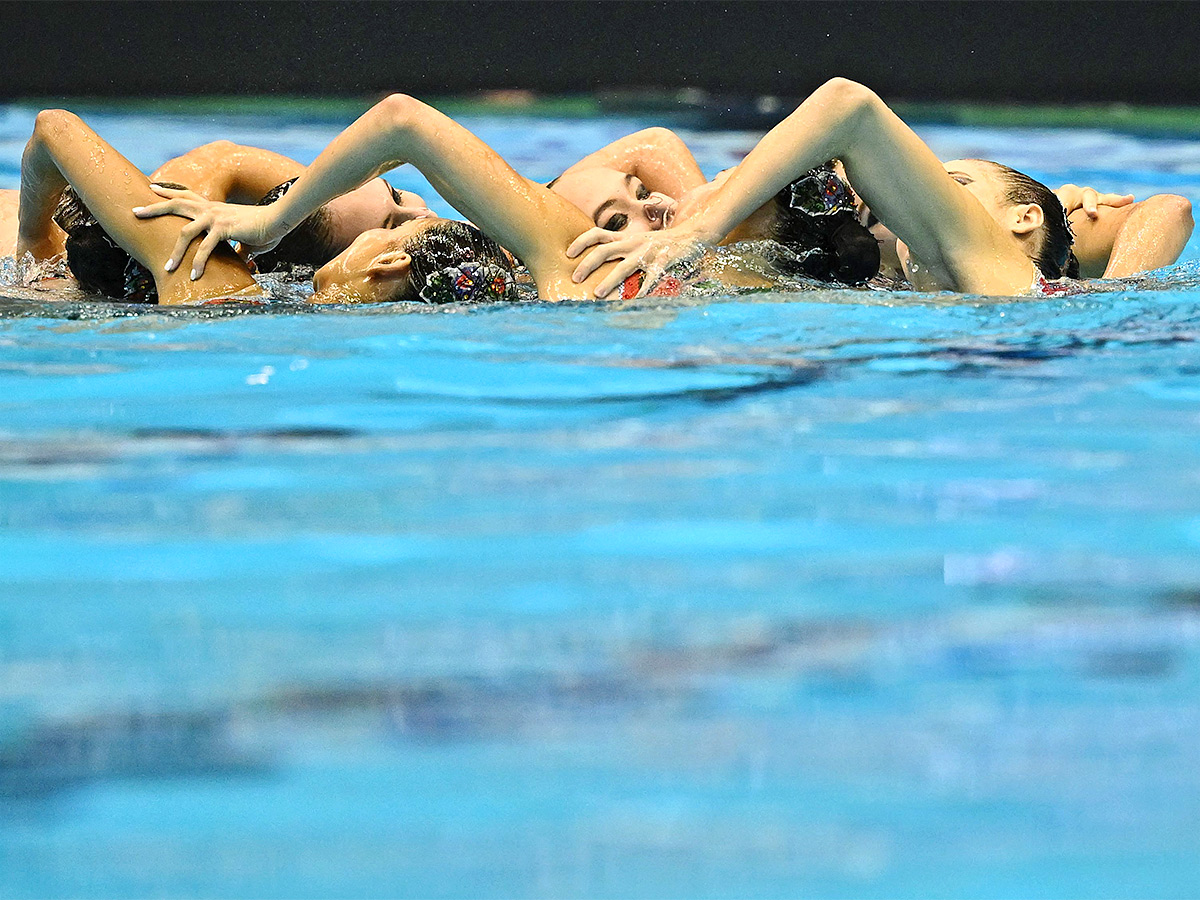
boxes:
[723,164,881,284]
[253,178,432,272]
[944,159,1074,278]
[549,166,677,233]
[310,217,516,305]
[324,179,433,250]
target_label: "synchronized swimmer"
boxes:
[4,78,1194,307]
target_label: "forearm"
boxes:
[16,120,70,255]
[1103,194,1194,278]
[685,79,872,242]
[347,95,575,260]
[269,95,416,233]
[139,92,587,279]
[224,147,306,202]
[151,142,304,203]
[611,128,706,197]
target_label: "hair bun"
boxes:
[418,260,515,304]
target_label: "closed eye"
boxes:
[635,182,650,201]
[603,213,629,232]
[949,173,972,186]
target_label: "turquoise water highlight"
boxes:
[1,104,1200,898]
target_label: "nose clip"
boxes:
[644,194,673,229]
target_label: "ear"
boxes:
[365,249,412,281]
[1011,203,1044,236]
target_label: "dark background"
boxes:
[5,1,1199,104]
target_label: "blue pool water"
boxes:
[2,104,1200,898]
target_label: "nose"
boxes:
[391,205,434,227]
[642,192,673,229]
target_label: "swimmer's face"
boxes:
[943,159,1015,224]
[550,166,677,233]
[311,216,444,303]
[943,158,1048,242]
[323,178,433,252]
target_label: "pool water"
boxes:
[2,103,1200,898]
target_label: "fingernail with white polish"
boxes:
[165,259,176,272]
[190,269,199,281]
[132,206,143,215]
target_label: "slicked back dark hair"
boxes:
[765,165,880,285]
[980,160,1075,279]
[250,179,340,273]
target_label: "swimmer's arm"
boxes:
[7,186,65,260]
[572,78,1009,296]
[151,142,304,203]
[278,94,590,270]
[373,96,601,283]
[17,110,256,301]
[687,80,998,271]
[14,115,74,260]
[1061,190,1194,278]
[557,127,707,198]
[1101,194,1193,278]
[140,93,594,280]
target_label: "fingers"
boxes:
[133,198,183,219]
[164,218,208,273]
[134,198,202,222]
[634,265,663,299]
[1079,189,1136,219]
[567,227,615,259]
[1055,184,1081,210]
[594,255,646,300]
[572,239,631,283]
[134,186,211,220]
[188,230,225,280]
[1056,184,1136,220]
[1101,192,1135,209]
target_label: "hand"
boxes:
[1055,183,1135,219]
[566,226,711,299]
[133,185,287,279]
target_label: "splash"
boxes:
[0,251,72,287]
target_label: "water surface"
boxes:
[1,103,1199,898]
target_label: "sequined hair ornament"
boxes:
[418,260,515,304]
[786,164,858,216]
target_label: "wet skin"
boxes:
[549,166,677,233]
